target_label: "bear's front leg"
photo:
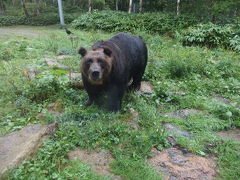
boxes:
[106,84,125,112]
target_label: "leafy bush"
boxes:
[22,69,70,102]
[182,23,240,52]
[0,13,75,26]
[71,10,198,34]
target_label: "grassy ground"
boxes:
[0,26,240,180]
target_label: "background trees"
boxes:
[0,0,239,23]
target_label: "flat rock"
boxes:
[162,109,202,119]
[0,123,57,175]
[57,55,72,60]
[217,129,240,142]
[213,96,232,104]
[163,123,194,139]
[138,81,153,94]
[148,148,216,180]
[67,149,122,179]
[23,67,38,80]
[45,58,68,70]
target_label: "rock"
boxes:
[163,123,194,139]
[67,149,122,179]
[23,67,38,80]
[170,90,186,96]
[47,99,64,114]
[138,81,153,95]
[68,72,81,82]
[148,148,216,180]
[217,129,240,142]
[0,123,57,175]
[162,109,202,119]
[57,55,72,60]
[68,72,84,89]
[45,58,68,70]
[126,108,140,130]
[213,96,232,104]
[37,100,63,122]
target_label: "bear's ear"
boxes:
[103,48,112,57]
[78,47,87,57]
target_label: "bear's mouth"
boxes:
[88,75,103,85]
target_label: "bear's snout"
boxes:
[92,71,100,80]
[89,63,103,82]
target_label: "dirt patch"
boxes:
[162,109,202,119]
[67,149,122,179]
[217,129,240,142]
[0,27,45,37]
[148,148,216,180]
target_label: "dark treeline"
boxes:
[0,0,239,23]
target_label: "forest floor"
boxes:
[0,26,239,180]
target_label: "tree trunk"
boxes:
[233,8,237,16]
[128,0,132,13]
[88,0,92,12]
[177,0,180,15]
[115,0,118,11]
[35,0,40,15]
[139,0,143,13]
[20,0,29,17]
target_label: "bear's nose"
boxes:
[92,71,100,78]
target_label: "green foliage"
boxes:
[0,46,15,61]
[182,23,240,52]
[71,10,198,34]
[1,26,240,179]
[112,158,162,180]
[59,161,111,180]
[0,13,75,26]
[21,69,70,102]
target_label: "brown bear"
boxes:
[79,32,148,112]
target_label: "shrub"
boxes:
[71,10,198,34]
[182,23,240,52]
[0,13,75,26]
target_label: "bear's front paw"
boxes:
[108,104,120,112]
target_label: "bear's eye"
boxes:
[86,59,93,64]
[97,58,105,65]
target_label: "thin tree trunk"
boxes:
[128,0,132,13]
[35,0,40,14]
[88,0,92,12]
[177,0,180,15]
[115,0,118,11]
[139,0,143,13]
[20,0,29,17]
[233,8,237,16]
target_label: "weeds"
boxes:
[0,26,239,179]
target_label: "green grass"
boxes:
[0,26,240,179]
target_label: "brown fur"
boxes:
[81,48,112,85]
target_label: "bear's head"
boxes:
[79,47,112,85]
